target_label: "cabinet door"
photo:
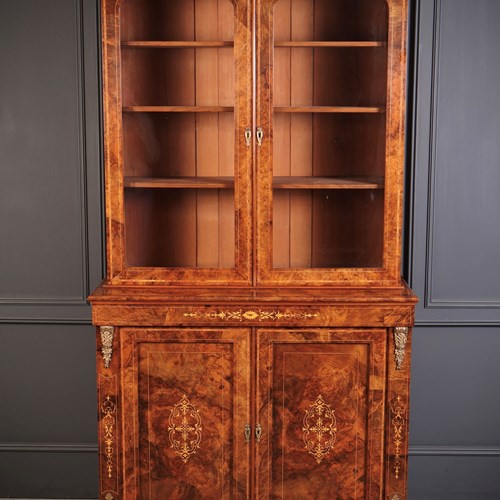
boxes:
[121,328,251,499]
[256,0,408,285]
[102,0,253,285]
[256,329,386,499]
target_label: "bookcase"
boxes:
[90,0,416,498]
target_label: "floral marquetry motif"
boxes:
[302,395,337,464]
[168,395,203,464]
[392,396,406,479]
[100,395,116,479]
[183,309,319,322]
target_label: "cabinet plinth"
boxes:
[91,0,415,498]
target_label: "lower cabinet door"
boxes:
[121,328,251,499]
[256,329,387,499]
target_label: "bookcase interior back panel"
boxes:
[120,0,235,41]
[121,48,234,107]
[273,47,388,107]
[120,0,237,269]
[272,0,388,42]
[125,188,235,268]
[272,0,388,270]
[122,113,235,178]
[273,189,384,268]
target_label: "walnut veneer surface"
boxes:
[93,312,414,499]
[91,0,415,498]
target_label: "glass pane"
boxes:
[272,0,388,269]
[273,0,388,42]
[125,188,235,267]
[120,0,236,268]
[273,189,384,268]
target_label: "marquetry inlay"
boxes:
[168,395,203,463]
[389,493,403,500]
[392,396,406,479]
[183,309,319,321]
[302,395,337,464]
[101,395,116,479]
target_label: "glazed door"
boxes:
[255,329,387,499]
[102,0,253,285]
[256,0,408,285]
[121,328,251,499]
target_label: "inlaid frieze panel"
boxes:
[92,303,415,328]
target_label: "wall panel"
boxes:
[0,452,98,499]
[409,0,500,324]
[409,455,500,500]
[0,0,101,497]
[409,326,500,447]
[407,1,500,498]
[0,0,103,323]
[1,0,500,498]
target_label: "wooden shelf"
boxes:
[124,177,234,189]
[121,41,234,48]
[274,106,385,114]
[275,41,385,47]
[123,106,382,114]
[123,106,234,113]
[273,176,384,189]
[122,40,385,49]
[123,176,384,190]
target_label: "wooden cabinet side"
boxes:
[96,326,122,500]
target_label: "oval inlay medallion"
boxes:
[168,395,202,463]
[302,395,337,464]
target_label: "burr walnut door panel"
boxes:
[255,329,387,499]
[121,328,251,499]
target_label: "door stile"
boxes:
[254,324,272,498]
[380,0,409,287]
[254,0,275,285]
[233,0,254,285]
[249,326,258,498]
[101,0,127,279]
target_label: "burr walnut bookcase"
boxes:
[89,0,417,498]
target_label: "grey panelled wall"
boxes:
[0,0,103,323]
[407,0,500,499]
[0,0,101,498]
[409,0,500,325]
[0,1,499,499]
